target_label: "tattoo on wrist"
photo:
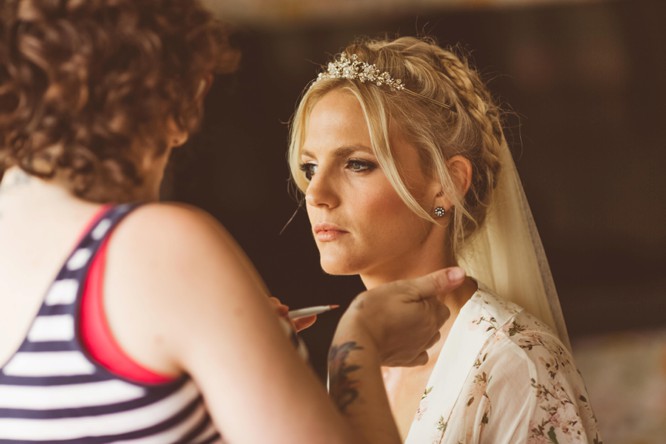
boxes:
[328,341,363,413]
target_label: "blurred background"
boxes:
[167,0,665,442]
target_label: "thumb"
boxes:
[405,351,429,367]
[410,267,466,299]
[408,267,464,327]
[293,315,317,332]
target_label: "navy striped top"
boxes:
[0,204,222,443]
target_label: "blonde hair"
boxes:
[288,36,505,257]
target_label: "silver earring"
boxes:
[434,206,446,218]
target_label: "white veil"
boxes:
[457,144,572,351]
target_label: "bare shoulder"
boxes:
[103,202,270,374]
[107,202,258,283]
[111,202,235,254]
[106,201,266,306]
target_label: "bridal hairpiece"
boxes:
[315,53,453,110]
[317,53,405,90]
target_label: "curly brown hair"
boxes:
[0,0,237,201]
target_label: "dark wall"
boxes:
[167,0,666,379]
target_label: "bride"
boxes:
[289,36,602,443]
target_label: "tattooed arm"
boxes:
[329,333,399,443]
[328,268,463,443]
[328,341,364,412]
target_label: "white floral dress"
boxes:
[406,287,602,444]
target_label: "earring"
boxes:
[172,136,186,147]
[434,206,446,218]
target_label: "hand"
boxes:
[269,297,317,332]
[336,267,465,367]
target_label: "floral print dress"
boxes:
[405,286,602,444]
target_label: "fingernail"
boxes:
[446,267,465,282]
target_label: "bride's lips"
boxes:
[313,223,348,242]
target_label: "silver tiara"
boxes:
[315,53,453,110]
[316,53,405,91]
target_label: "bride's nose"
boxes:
[305,168,340,209]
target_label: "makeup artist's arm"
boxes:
[329,270,462,444]
[103,204,457,444]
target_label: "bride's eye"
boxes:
[346,159,377,173]
[299,162,317,181]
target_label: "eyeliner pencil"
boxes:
[288,304,340,319]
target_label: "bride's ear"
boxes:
[446,155,473,198]
[426,155,472,210]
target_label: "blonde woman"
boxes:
[289,36,602,443]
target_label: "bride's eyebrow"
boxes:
[301,145,374,160]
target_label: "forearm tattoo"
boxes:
[328,341,364,413]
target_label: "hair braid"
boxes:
[434,49,504,241]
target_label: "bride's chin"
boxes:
[319,259,357,276]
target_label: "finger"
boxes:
[293,315,317,332]
[434,301,451,327]
[425,331,441,349]
[410,267,466,300]
[403,351,429,367]
[268,297,289,317]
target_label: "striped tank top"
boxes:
[0,204,222,443]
